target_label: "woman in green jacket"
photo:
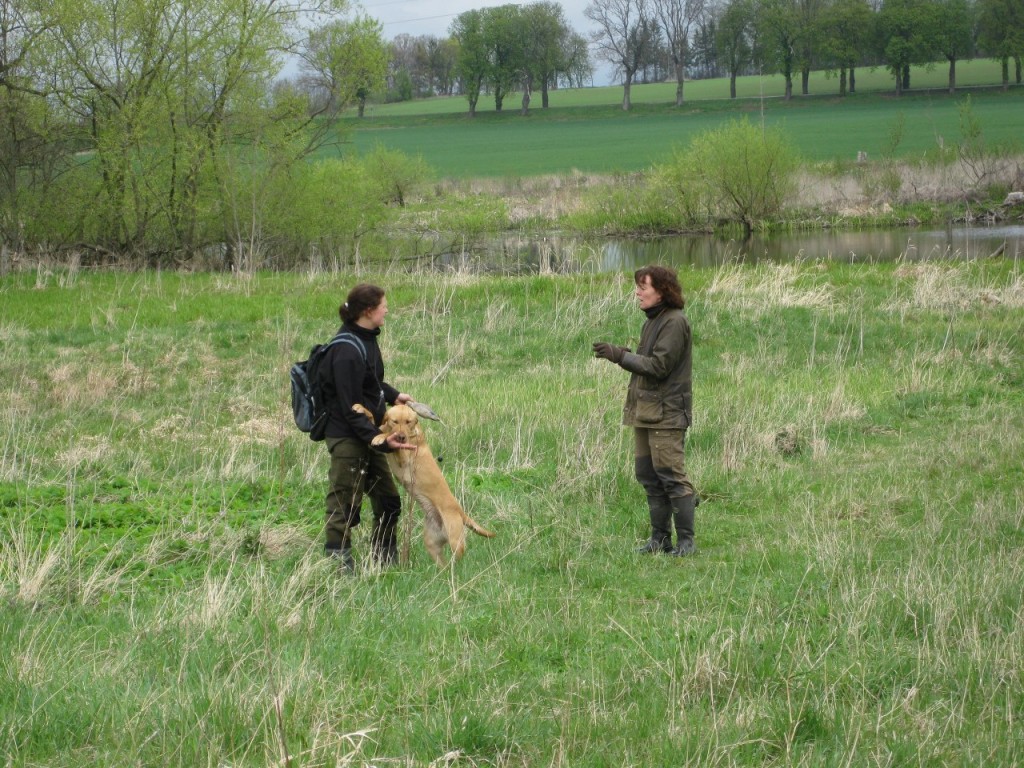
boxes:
[593,265,698,556]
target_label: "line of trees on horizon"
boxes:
[352,0,1023,112]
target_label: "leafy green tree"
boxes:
[451,9,488,115]
[521,1,571,110]
[757,0,804,100]
[796,0,828,95]
[0,0,66,254]
[264,156,383,267]
[875,0,939,95]
[0,0,49,95]
[361,145,429,207]
[931,0,975,94]
[977,0,1024,89]
[716,0,756,98]
[656,117,799,236]
[483,4,524,112]
[818,0,873,96]
[300,15,389,117]
[43,0,186,254]
[390,68,414,101]
[30,0,349,265]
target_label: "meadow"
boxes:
[2,260,1023,766]
[333,61,1024,179]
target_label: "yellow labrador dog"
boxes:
[353,403,494,566]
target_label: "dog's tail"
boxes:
[464,514,495,538]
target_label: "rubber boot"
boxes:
[326,531,355,573]
[325,507,357,573]
[670,495,698,556]
[636,495,674,553]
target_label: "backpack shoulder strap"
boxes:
[327,331,367,362]
[324,330,383,409]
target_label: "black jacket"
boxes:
[318,322,400,444]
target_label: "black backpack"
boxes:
[290,332,366,441]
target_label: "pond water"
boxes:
[427,224,1024,273]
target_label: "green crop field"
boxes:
[2,263,1023,766]
[327,62,1023,180]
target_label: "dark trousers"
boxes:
[634,427,695,501]
[324,437,401,551]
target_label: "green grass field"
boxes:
[2,263,1022,766]
[328,64,1023,179]
[349,91,1023,180]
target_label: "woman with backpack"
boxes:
[317,283,415,572]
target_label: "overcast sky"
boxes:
[355,0,615,85]
[359,0,593,39]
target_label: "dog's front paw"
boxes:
[352,404,376,424]
[370,434,387,448]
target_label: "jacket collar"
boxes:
[643,303,667,320]
[342,321,381,340]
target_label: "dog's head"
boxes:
[378,403,423,446]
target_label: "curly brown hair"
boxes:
[634,266,685,309]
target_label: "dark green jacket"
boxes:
[621,305,692,430]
